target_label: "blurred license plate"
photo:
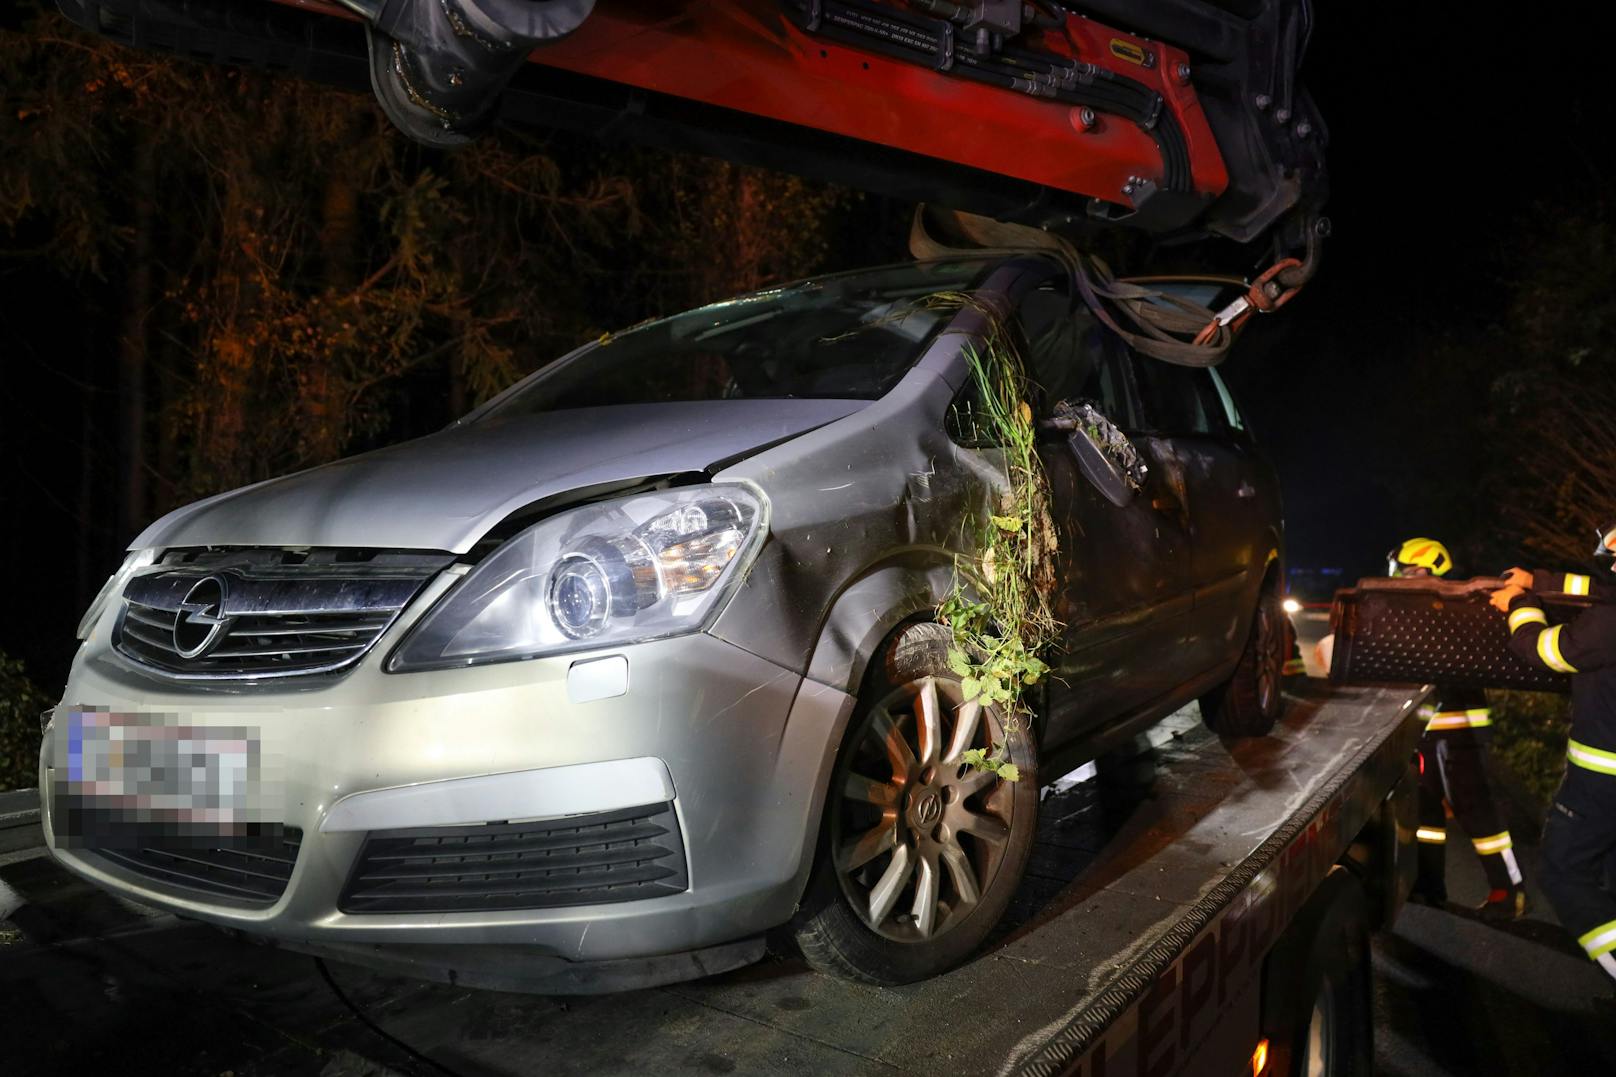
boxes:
[56,710,277,847]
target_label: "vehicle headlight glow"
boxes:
[1282,597,1302,615]
[77,548,158,639]
[388,485,764,671]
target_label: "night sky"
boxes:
[1,2,1611,687]
[1231,5,1614,581]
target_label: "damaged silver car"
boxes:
[41,256,1284,990]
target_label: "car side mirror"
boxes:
[1041,400,1149,508]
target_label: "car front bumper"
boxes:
[40,628,854,977]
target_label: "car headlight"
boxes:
[387,485,766,672]
[77,549,158,639]
[1282,597,1302,615]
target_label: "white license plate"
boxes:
[60,710,266,830]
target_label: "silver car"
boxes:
[41,256,1285,990]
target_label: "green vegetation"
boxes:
[0,652,52,792]
[935,303,1059,782]
[1488,688,1571,807]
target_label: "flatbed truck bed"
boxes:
[2,681,1422,1076]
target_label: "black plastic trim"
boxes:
[339,802,690,914]
[91,827,303,907]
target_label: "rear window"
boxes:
[479,261,994,417]
[1118,278,1251,436]
[1207,366,1247,433]
[1129,355,1226,435]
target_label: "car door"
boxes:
[1126,351,1279,677]
[1010,286,1195,748]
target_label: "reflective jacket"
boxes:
[1506,574,1616,776]
[1531,569,1616,601]
[1420,683,1492,733]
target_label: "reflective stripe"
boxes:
[1568,739,1616,776]
[1502,847,1523,886]
[1425,708,1492,731]
[1472,831,1513,854]
[1425,716,1474,730]
[1579,920,1616,959]
[1416,826,1447,844]
[1565,573,1592,597]
[1509,606,1547,632]
[1538,625,1578,673]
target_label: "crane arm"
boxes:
[55,0,1326,250]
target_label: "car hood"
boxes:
[134,399,863,554]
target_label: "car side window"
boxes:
[1014,287,1135,424]
[945,285,1136,445]
[1127,352,1228,436]
[1207,366,1248,434]
[945,378,999,447]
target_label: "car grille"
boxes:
[112,548,452,680]
[339,803,689,914]
[94,828,303,907]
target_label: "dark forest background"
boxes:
[0,2,905,709]
[2,0,1615,776]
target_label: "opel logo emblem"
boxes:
[915,791,942,828]
[173,576,232,659]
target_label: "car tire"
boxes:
[1261,866,1373,1077]
[1200,584,1285,738]
[793,622,1039,985]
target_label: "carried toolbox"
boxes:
[1328,577,1600,692]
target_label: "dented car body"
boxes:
[41,256,1283,990]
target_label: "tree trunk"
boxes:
[153,332,181,515]
[77,319,99,609]
[115,137,157,544]
[305,130,363,464]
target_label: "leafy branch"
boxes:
[927,293,1060,782]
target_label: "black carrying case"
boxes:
[1328,577,1600,693]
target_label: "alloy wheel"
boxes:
[830,676,1017,943]
[1303,976,1337,1077]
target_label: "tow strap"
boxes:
[909,206,1319,367]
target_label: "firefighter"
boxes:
[1391,538,1528,918]
[1491,524,1616,984]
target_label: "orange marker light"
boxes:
[1251,1038,1270,1075]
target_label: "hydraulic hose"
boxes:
[781,0,1192,193]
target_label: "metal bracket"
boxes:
[962,0,1022,38]
[936,21,955,70]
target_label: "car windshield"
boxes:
[478,260,996,417]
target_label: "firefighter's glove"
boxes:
[1490,584,1527,612]
[1502,567,1533,591]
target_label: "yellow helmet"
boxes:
[1390,537,1452,578]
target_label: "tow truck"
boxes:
[8,684,1421,1075]
[16,4,1421,1075]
